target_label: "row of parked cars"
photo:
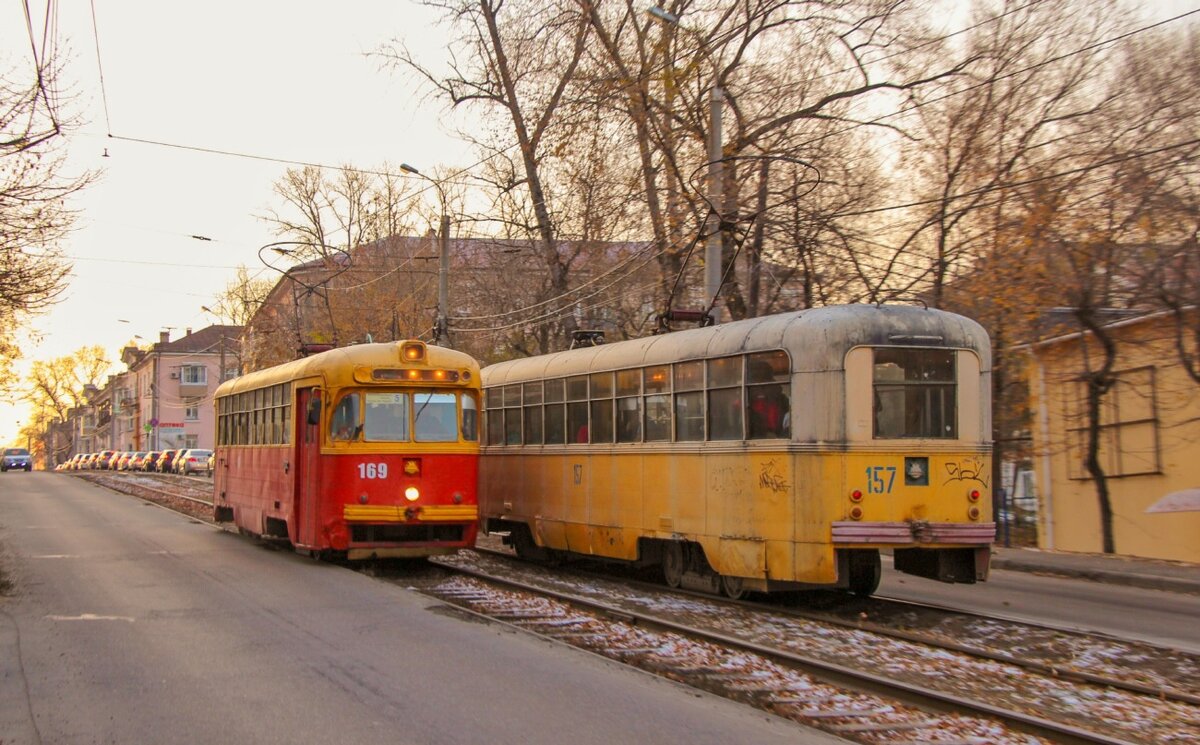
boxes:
[57,448,213,476]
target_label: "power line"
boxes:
[88,0,111,135]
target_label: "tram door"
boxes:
[294,387,322,548]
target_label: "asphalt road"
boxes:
[880,554,1200,654]
[0,473,836,745]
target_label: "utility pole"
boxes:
[705,83,723,326]
[650,6,725,325]
[400,162,452,347]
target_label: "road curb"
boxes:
[990,557,1200,595]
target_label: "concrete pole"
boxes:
[705,83,723,325]
[436,213,451,347]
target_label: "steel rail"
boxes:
[431,556,1136,745]
[474,545,1200,707]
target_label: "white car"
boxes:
[1,448,33,472]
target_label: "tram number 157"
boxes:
[865,465,896,494]
[357,463,389,479]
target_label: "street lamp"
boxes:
[400,162,452,348]
[648,5,724,325]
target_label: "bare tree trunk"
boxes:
[1077,306,1118,554]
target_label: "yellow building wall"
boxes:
[1029,314,1200,562]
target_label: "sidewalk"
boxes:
[990,546,1200,595]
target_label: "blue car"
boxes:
[1,448,32,472]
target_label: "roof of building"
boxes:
[156,325,243,354]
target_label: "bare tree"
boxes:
[1,53,91,393]
[382,0,592,352]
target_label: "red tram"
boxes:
[213,341,481,559]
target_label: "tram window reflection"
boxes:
[363,393,409,442]
[415,393,459,442]
[331,393,361,440]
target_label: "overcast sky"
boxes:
[2,1,472,444]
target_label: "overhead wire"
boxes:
[87,0,111,135]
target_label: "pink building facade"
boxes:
[121,326,242,452]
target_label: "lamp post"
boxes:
[400,163,452,347]
[649,5,724,325]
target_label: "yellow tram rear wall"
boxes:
[478,305,994,594]
[213,340,482,453]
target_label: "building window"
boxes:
[185,399,201,421]
[1064,366,1160,479]
[184,434,198,449]
[182,365,207,385]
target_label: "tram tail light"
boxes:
[850,489,863,502]
[968,489,981,502]
[849,506,864,520]
[968,506,981,521]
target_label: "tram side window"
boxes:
[523,382,543,445]
[567,375,589,443]
[485,388,503,445]
[590,372,614,443]
[461,393,478,442]
[332,393,361,441]
[747,351,791,439]
[615,369,641,443]
[544,379,566,444]
[708,356,743,440]
[643,365,671,442]
[873,348,957,439]
[674,361,705,441]
[364,393,410,442]
[502,384,522,445]
[415,393,458,442]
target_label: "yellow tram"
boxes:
[479,304,994,597]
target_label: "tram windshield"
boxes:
[332,390,478,443]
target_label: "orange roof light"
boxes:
[401,341,426,362]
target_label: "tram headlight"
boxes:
[405,486,420,502]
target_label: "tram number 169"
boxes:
[357,463,389,479]
[865,465,896,494]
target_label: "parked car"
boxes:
[124,452,148,471]
[176,449,213,476]
[155,449,178,473]
[140,451,160,472]
[115,452,134,471]
[96,450,118,470]
[1,447,32,472]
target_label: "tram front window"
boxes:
[363,393,410,442]
[332,393,362,441]
[415,393,459,442]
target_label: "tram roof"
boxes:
[216,341,481,397]
[483,304,989,386]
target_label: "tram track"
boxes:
[424,547,1199,744]
[67,472,1199,743]
[469,542,1200,707]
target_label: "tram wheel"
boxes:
[720,574,747,600]
[848,550,882,597]
[510,526,551,563]
[662,542,685,588]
